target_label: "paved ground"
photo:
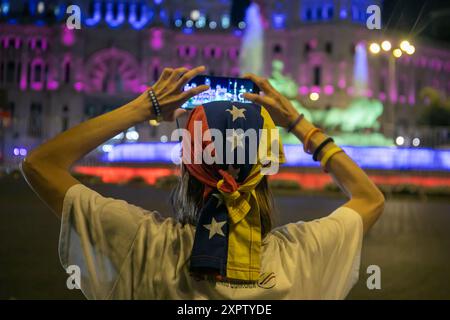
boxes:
[1,177,449,299]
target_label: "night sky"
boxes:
[382,0,450,44]
[231,0,450,44]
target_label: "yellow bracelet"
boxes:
[320,147,344,171]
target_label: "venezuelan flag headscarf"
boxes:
[182,101,285,282]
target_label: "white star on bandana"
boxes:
[227,130,244,151]
[211,193,224,208]
[203,217,227,239]
[226,105,246,121]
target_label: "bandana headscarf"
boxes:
[182,101,285,281]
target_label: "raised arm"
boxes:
[244,74,385,235]
[22,66,209,218]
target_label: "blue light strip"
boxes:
[105,2,126,28]
[128,3,150,30]
[85,1,102,27]
[103,143,450,171]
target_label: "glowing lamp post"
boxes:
[368,40,416,139]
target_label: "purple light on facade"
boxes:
[338,78,346,89]
[399,96,406,104]
[324,85,334,95]
[139,84,148,92]
[340,8,348,19]
[31,82,43,91]
[409,95,416,105]
[151,29,163,49]
[20,77,27,90]
[19,148,27,156]
[47,80,58,90]
[13,148,19,156]
[390,92,398,103]
[379,92,387,101]
[74,82,84,92]
[311,86,321,94]
[309,39,318,49]
[62,26,75,46]
[347,87,354,95]
[299,86,309,95]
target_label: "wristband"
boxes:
[286,114,304,133]
[320,147,344,172]
[303,128,322,154]
[148,89,163,123]
[312,137,334,161]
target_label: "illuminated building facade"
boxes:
[1,0,450,164]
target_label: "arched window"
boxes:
[305,8,312,21]
[152,65,159,82]
[64,61,71,83]
[6,61,15,83]
[62,105,69,131]
[273,44,283,54]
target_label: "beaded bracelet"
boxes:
[312,137,334,161]
[148,89,163,123]
[286,114,304,133]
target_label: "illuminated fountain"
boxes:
[269,43,393,146]
[239,2,264,76]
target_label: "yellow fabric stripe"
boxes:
[220,106,285,281]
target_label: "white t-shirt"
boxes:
[59,184,363,300]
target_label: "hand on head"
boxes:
[243,73,300,128]
[132,66,210,122]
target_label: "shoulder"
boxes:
[267,207,363,246]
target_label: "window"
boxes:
[313,66,321,86]
[62,105,69,131]
[273,44,282,54]
[64,62,71,83]
[28,103,43,137]
[305,8,312,21]
[34,64,42,82]
[17,62,21,84]
[152,65,159,82]
[229,48,239,60]
[379,75,386,93]
[398,78,407,98]
[325,42,333,54]
[316,8,323,20]
[0,62,4,82]
[304,43,311,55]
[327,7,334,19]
[6,61,15,83]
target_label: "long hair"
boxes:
[171,165,275,237]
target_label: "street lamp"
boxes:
[393,48,403,58]
[367,39,416,140]
[369,42,381,54]
[381,40,392,51]
[400,40,410,52]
